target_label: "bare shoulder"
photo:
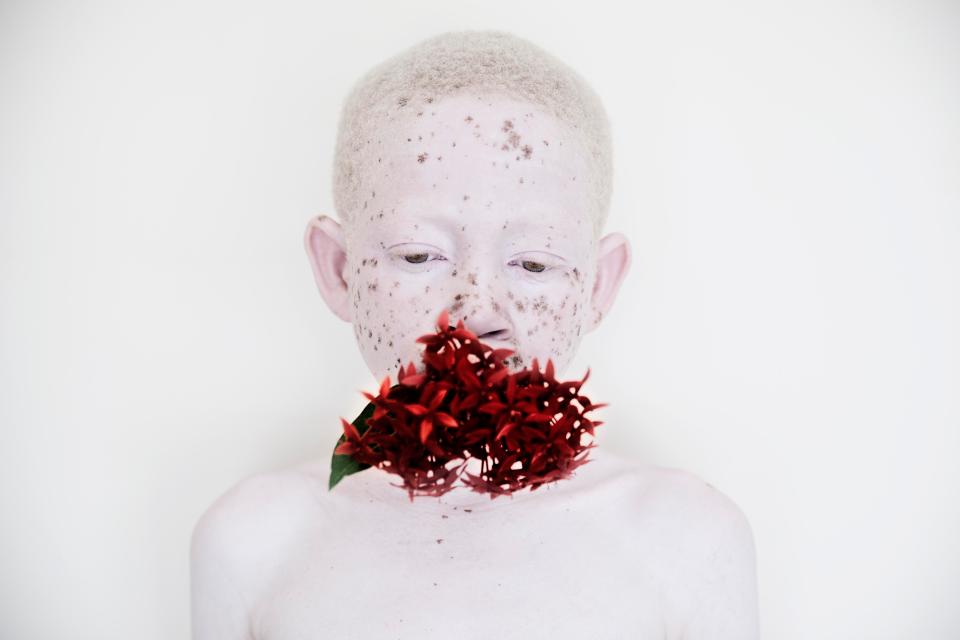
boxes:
[611,459,760,638]
[595,452,757,581]
[190,460,330,599]
[642,464,754,538]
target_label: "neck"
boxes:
[348,445,614,514]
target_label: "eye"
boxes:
[508,255,558,276]
[521,260,547,273]
[403,252,431,264]
[390,245,447,270]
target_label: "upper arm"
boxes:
[190,497,255,640]
[189,469,319,640]
[643,468,760,640]
[676,479,760,640]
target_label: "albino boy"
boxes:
[191,30,759,639]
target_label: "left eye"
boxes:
[520,260,547,273]
[509,258,553,275]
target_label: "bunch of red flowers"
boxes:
[329,309,607,501]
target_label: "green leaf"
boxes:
[328,401,376,490]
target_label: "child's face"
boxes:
[308,93,628,383]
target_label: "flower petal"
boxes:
[419,417,434,443]
[435,412,458,428]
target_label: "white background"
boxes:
[1,0,958,638]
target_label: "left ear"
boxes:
[585,232,632,333]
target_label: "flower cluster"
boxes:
[330,309,607,501]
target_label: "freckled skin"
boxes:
[339,93,600,383]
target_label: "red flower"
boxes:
[330,309,607,501]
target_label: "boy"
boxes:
[191,29,759,639]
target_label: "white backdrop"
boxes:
[1,1,957,638]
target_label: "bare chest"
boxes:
[251,497,669,639]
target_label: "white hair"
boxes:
[331,29,613,238]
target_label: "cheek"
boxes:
[349,257,453,363]
[512,269,591,357]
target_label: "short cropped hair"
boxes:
[332,29,613,238]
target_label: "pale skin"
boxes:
[190,93,760,639]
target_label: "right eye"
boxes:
[390,246,446,270]
[403,252,431,264]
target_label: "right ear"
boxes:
[304,214,352,322]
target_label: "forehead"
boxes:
[350,92,594,238]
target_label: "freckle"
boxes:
[452,269,458,276]
[519,177,524,184]
[368,329,373,338]
[426,97,434,103]
[515,300,525,312]
[417,111,423,116]
[417,152,429,163]
[501,119,513,132]
[501,144,509,151]
[467,273,477,285]
[437,156,442,161]
[389,340,393,347]
[543,140,549,146]
[407,138,411,142]
[465,115,473,122]
[463,195,469,201]
[425,285,430,293]
[522,145,532,159]
[452,141,456,147]
[418,135,422,141]
[507,291,514,299]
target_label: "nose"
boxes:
[449,276,514,345]
[467,311,513,344]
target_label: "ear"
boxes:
[303,214,352,322]
[585,232,631,334]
